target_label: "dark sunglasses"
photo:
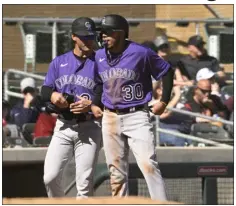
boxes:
[101,28,123,36]
[198,87,211,94]
[101,29,115,36]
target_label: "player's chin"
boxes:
[106,44,114,49]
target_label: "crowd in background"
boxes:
[2,34,234,148]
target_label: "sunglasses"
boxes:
[101,29,115,36]
[101,28,123,36]
[198,87,211,94]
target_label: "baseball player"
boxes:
[40,17,101,198]
[91,14,174,200]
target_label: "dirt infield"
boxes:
[3,197,182,204]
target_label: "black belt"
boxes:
[59,113,95,122]
[104,104,147,115]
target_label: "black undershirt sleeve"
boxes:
[41,85,54,102]
[92,83,104,109]
[160,67,174,105]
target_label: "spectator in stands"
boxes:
[33,112,57,141]
[183,79,228,127]
[224,95,234,138]
[2,100,11,139]
[177,35,226,87]
[10,77,40,129]
[153,35,171,61]
[153,35,193,88]
[196,68,221,97]
[224,96,234,114]
[150,81,189,146]
[2,100,11,127]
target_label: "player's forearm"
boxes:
[159,93,181,119]
[41,85,54,102]
[160,68,174,104]
[174,80,194,86]
[41,86,61,103]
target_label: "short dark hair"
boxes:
[22,87,36,95]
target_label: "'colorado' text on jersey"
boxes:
[44,51,97,101]
[95,41,170,109]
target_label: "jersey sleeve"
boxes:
[43,59,58,89]
[145,48,171,80]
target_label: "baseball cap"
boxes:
[188,35,206,48]
[153,35,169,48]
[196,68,215,81]
[20,77,36,91]
[71,17,96,36]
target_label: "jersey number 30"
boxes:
[122,83,144,101]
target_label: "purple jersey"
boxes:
[44,51,97,101]
[95,41,170,109]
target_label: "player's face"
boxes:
[72,34,95,53]
[101,30,122,49]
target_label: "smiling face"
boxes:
[101,29,125,50]
[72,34,95,56]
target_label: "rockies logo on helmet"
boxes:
[85,22,92,30]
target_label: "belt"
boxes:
[104,104,147,115]
[59,113,95,122]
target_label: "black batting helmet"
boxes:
[100,14,129,38]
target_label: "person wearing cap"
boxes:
[153,35,171,60]
[196,67,221,97]
[177,35,226,86]
[10,77,40,129]
[153,35,194,88]
[41,17,102,198]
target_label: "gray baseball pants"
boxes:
[43,118,101,198]
[102,109,167,200]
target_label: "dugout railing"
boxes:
[3,69,233,149]
[3,17,233,72]
[2,147,233,204]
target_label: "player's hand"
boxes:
[51,92,69,108]
[151,101,167,115]
[91,105,103,118]
[70,96,92,114]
